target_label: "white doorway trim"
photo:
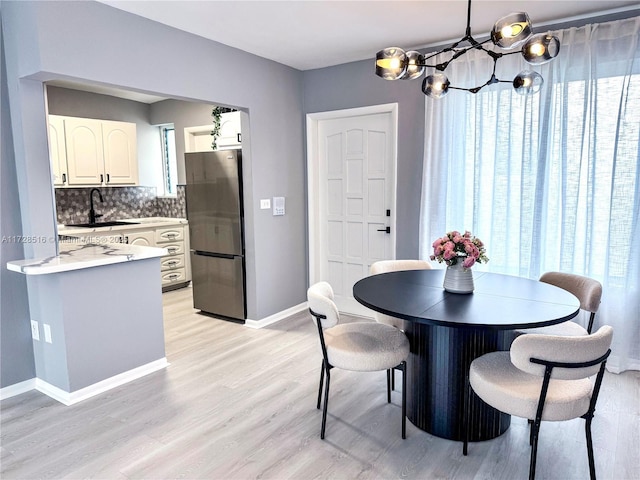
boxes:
[306,103,399,299]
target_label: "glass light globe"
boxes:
[375,47,408,80]
[522,34,561,65]
[513,71,544,95]
[492,12,532,49]
[403,51,425,80]
[422,73,450,98]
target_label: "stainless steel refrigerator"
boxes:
[185,150,246,321]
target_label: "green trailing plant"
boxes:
[211,106,223,150]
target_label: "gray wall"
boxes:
[1,0,306,388]
[150,99,220,183]
[0,20,36,387]
[302,60,427,259]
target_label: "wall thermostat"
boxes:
[273,196,285,216]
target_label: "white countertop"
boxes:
[7,240,168,275]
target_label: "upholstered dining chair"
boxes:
[463,325,613,480]
[307,281,410,439]
[523,272,603,336]
[369,260,433,329]
[369,260,432,391]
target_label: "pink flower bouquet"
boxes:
[430,230,489,269]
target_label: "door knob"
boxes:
[377,226,391,234]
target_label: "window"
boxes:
[419,17,640,372]
[160,125,178,196]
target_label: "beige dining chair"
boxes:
[523,272,603,336]
[369,260,432,391]
[369,260,433,329]
[307,281,410,439]
[463,325,613,480]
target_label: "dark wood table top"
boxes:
[353,270,580,330]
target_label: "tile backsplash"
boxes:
[55,186,186,225]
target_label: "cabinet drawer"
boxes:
[161,254,185,271]
[156,227,184,243]
[163,243,185,256]
[161,268,186,285]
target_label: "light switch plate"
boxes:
[273,197,285,216]
[30,320,39,341]
[260,199,271,209]
[43,324,52,344]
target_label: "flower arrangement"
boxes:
[430,230,489,269]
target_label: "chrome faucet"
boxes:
[89,188,104,224]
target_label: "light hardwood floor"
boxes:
[2,287,639,479]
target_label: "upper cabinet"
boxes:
[183,111,242,153]
[217,111,241,149]
[101,120,138,185]
[49,115,139,187]
[48,115,68,186]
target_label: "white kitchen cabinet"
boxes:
[62,220,191,291]
[102,120,138,185]
[217,111,242,148]
[64,117,105,186]
[48,115,69,186]
[155,225,189,291]
[52,115,138,187]
[124,230,155,247]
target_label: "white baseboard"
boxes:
[0,378,36,401]
[35,358,169,406]
[245,302,308,329]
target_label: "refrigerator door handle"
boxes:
[192,250,238,260]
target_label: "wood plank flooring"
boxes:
[2,287,639,479]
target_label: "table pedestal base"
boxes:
[404,322,516,441]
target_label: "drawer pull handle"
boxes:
[168,274,179,280]
[167,248,177,254]
[166,261,178,266]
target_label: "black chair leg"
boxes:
[317,361,325,409]
[529,421,541,480]
[386,369,391,403]
[463,375,471,455]
[528,419,534,446]
[391,368,396,391]
[320,368,331,439]
[585,418,596,480]
[401,361,407,439]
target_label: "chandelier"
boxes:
[375,0,560,98]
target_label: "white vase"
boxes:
[443,260,474,294]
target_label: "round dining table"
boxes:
[352,269,580,442]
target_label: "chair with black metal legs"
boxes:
[462,325,613,480]
[307,281,410,439]
[521,272,602,336]
[369,259,432,393]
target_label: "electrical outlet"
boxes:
[43,324,52,344]
[260,198,271,209]
[30,320,40,341]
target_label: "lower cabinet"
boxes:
[155,225,189,291]
[69,222,191,291]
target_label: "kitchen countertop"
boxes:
[58,217,188,236]
[7,241,168,275]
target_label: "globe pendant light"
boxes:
[374,0,560,97]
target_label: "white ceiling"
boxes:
[99,0,639,70]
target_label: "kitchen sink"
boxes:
[65,221,141,228]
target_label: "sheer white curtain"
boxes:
[419,17,640,373]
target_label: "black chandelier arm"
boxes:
[449,77,514,94]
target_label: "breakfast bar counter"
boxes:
[6,241,168,405]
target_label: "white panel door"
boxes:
[317,112,395,315]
